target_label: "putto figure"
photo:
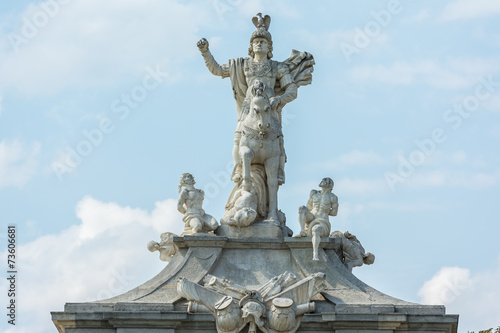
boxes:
[177,173,219,235]
[296,177,339,260]
[198,13,314,224]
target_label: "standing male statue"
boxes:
[197,13,314,224]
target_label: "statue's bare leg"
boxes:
[296,206,313,237]
[278,137,286,185]
[311,224,324,261]
[240,146,254,188]
[264,156,280,222]
[204,214,218,231]
[231,133,242,182]
[190,218,203,233]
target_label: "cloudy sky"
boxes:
[0,0,499,332]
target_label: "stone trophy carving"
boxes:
[295,177,339,261]
[197,13,314,226]
[330,230,375,271]
[147,232,178,262]
[177,173,219,235]
[177,272,325,333]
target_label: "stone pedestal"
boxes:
[51,236,458,333]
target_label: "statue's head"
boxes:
[179,173,195,186]
[363,252,375,265]
[319,177,334,189]
[249,13,273,59]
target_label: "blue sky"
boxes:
[0,0,499,332]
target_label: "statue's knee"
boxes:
[191,219,203,232]
[311,225,324,237]
[241,149,253,159]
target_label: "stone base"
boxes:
[216,220,285,238]
[52,236,459,333]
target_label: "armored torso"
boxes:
[244,59,278,97]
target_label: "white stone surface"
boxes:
[330,230,375,271]
[198,13,314,231]
[177,271,325,333]
[295,177,339,260]
[147,231,178,262]
[177,173,219,235]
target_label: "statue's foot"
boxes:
[278,175,285,185]
[265,212,280,224]
[231,173,242,182]
[294,230,307,238]
[312,256,320,261]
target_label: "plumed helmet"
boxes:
[249,13,273,59]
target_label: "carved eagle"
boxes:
[252,13,271,31]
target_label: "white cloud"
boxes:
[418,260,500,332]
[336,177,388,196]
[349,59,500,90]
[0,140,41,189]
[338,150,384,166]
[367,201,438,212]
[402,9,431,24]
[335,201,365,229]
[406,169,500,189]
[439,0,500,21]
[0,0,211,96]
[305,150,386,171]
[0,195,184,333]
[483,91,500,112]
[418,266,471,305]
[295,28,389,56]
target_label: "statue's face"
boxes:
[252,37,269,55]
[319,177,333,189]
[180,173,195,186]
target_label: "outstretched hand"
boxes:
[197,38,209,53]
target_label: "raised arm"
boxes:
[197,38,229,78]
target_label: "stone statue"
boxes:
[147,232,178,262]
[177,173,219,235]
[225,182,258,228]
[198,13,314,224]
[330,230,375,271]
[177,272,325,333]
[295,177,339,261]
